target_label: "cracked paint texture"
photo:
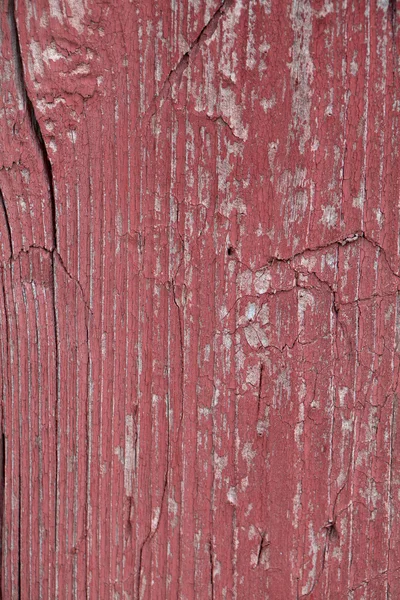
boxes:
[0,0,399,598]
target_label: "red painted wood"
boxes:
[0,0,399,597]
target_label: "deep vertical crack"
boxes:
[209,538,214,600]
[390,0,397,33]
[257,362,264,417]
[0,191,13,259]
[50,253,60,596]
[8,0,57,250]
[0,433,4,600]
[0,276,9,600]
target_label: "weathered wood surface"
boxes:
[0,0,399,597]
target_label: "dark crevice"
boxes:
[0,433,4,600]
[0,276,8,600]
[257,362,264,417]
[8,0,57,250]
[390,0,397,32]
[18,493,20,600]
[209,538,214,600]
[256,531,269,567]
[0,191,13,259]
[51,254,59,592]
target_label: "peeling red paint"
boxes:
[0,0,399,598]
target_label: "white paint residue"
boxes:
[375,208,384,227]
[261,96,276,113]
[246,303,256,321]
[242,442,256,468]
[168,495,178,528]
[19,197,27,213]
[246,364,259,387]
[279,168,309,237]
[151,507,160,532]
[69,63,91,76]
[350,52,359,76]
[292,481,302,529]
[214,454,228,483]
[339,387,349,407]
[244,323,268,349]
[114,446,124,465]
[268,141,278,178]
[29,40,44,79]
[297,289,315,333]
[219,86,248,141]
[220,0,244,83]
[49,0,63,22]
[227,487,237,505]
[254,270,271,294]
[258,304,269,326]
[67,130,77,143]
[301,523,318,595]
[43,44,65,64]
[65,0,85,34]
[124,415,135,496]
[320,204,338,229]
[290,0,314,153]
[21,169,30,184]
[238,270,253,294]
[246,0,256,70]
[115,211,122,237]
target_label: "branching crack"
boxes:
[11,245,91,314]
[53,250,92,314]
[258,231,400,283]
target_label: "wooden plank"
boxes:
[0,0,399,597]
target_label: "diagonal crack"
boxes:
[8,0,57,250]
[164,0,233,84]
[137,0,233,129]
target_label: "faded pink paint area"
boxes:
[0,0,399,598]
